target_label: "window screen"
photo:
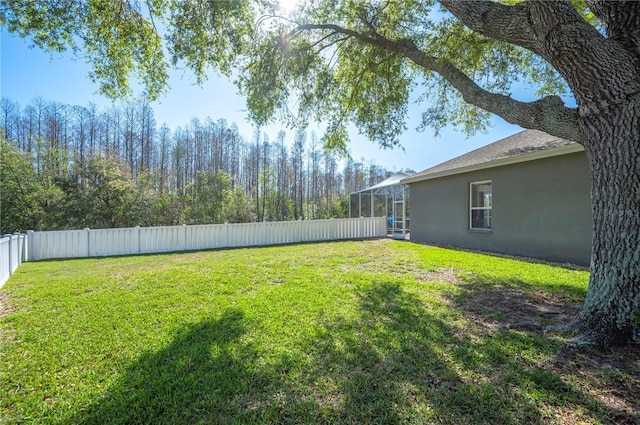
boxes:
[470,181,492,230]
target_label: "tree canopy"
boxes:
[0,0,585,146]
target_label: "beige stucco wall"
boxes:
[409,151,592,265]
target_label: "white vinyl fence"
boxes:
[27,217,387,261]
[0,234,28,288]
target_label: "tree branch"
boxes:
[439,0,640,115]
[440,65,582,143]
[294,23,583,144]
[438,0,543,56]
[585,0,640,61]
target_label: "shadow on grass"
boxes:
[446,275,639,424]
[67,309,261,424]
[69,281,637,424]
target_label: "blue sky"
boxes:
[1,28,525,172]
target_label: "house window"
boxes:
[470,180,492,230]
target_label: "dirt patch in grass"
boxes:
[550,346,640,424]
[0,291,16,318]
[411,266,463,284]
[456,286,582,331]
[342,261,463,285]
[0,291,18,345]
[454,285,640,424]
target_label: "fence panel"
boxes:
[9,234,19,279]
[0,236,10,287]
[24,217,387,262]
[1,234,28,288]
[1,218,387,287]
[140,226,182,254]
[186,224,227,251]
[90,228,140,257]
[27,230,86,261]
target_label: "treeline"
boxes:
[0,97,403,233]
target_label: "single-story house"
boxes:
[401,129,592,265]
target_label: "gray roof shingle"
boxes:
[401,130,581,184]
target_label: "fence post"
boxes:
[135,226,141,254]
[298,219,303,243]
[83,228,90,257]
[330,218,335,240]
[22,233,28,262]
[14,233,22,267]
[13,234,19,267]
[27,230,34,261]
[7,235,13,276]
[182,224,187,251]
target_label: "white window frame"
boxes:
[469,180,492,231]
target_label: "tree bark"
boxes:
[572,99,640,346]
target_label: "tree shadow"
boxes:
[246,279,636,423]
[66,280,638,424]
[296,280,556,424]
[288,279,637,424]
[67,309,266,424]
[445,275,640,424]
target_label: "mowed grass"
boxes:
[1,240,638,424]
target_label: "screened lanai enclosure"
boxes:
[349,172,411,238]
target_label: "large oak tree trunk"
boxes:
[575,99,640,346]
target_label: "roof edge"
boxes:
[349,172,413,195]
[401,143,584,184]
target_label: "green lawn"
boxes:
[1,240,638,424]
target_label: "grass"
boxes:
[1,239,638,424]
